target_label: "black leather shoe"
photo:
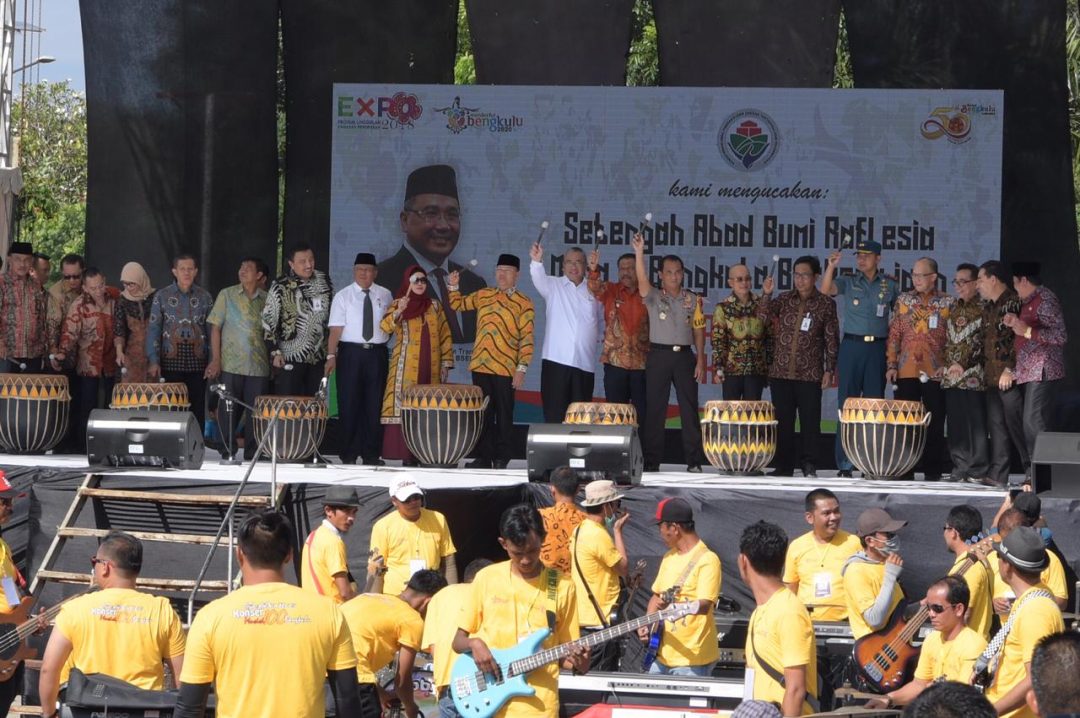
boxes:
[923,473,941,482]
[644,464,661,472]
[837,470,853,478]
[492,459,509,469]
[801,465,818,478]
[966,476,1003,488]
[942,473,964,483]
[361,458,385,466]
[340,455,357,465]
[686,464,702,473]
[466,458,493,469]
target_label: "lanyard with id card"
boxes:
[800,313,812,332]
[929,314,938,329]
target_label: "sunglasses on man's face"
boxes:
[926,602,953,614]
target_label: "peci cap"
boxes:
[0,470,25,499]
[855,239,882,255]
[322,485,360,509]
[405,164,458,202]
[655,497,693,524]
[996,525,1048,572]
[496,254,520,270]
[581,480,624,507]
[354,253,377,267]
[1011,261,1041,279]
[390,476,425,502]
[7,242,32,257]
[855,507,907,537]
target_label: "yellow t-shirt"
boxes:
[985,585,1064,718]
[843,557,904,639]
[340,593,424,683]
[990,551,1067,603]
[747,588,818,715]
[568,519,623,628]
[651,541,721,667]
[300,521,349,603]
[458,562,579,718]
[180,582,356,718]
[370,508,457,596]
[949,553,994,638]
[54,588,186,689]
[421,582,472,689]
[782,530,861,622]
[913,626,987,683]
[0,538,21,613]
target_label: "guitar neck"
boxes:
[508,607,682,676]
[894,547,982,644]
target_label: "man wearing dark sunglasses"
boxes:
[869,576,987,708]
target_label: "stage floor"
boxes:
[0,453,1014,497]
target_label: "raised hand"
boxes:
[631,233,645,255]
[827,250,841,268]
[588,249,600,271]
[530,242,543,263]
[763,275,774,295]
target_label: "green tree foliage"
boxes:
[11,80,87,278]
[1067,0,1080,233]
[455,0,476,85]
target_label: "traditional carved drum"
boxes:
[401,384,489,467]
[839,398,930,479]
[700,400,777,474]
[109,381,190,411]
[251,395,327,462]
[0,373,70,454]
[563,402,638,427]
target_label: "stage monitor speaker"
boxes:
[86,409,205,470]
[1032,432,1080,497]
[526,424,642,485]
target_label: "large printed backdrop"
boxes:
[331,84,1003,423]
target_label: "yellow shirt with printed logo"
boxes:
[783,530,861,622]
[421,582,472,689]
[569,519,623,628]
[300,521,350,603]
[913,626,986,683]
[370,508,456,596]
[180,582,356,718]
[651,541,721,667]
[340,593,424,683]
[458,562,579,718]
[746,587,818,715]
[54,587,186,689]
[843,558,904,639]
[984,585,1063,718]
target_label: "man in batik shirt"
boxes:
[712,263,768,400]
[587,248,648,422]
[0,242,48,373]
[942,263,988,483]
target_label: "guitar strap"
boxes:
[573,524,610,628]
[974,588,1053,683]
[545,568,559,632]
[671,543,708,600]
[747,614,821,712]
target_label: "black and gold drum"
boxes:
[401,384,489,467]
[700,400,777,474]
[0,373,70,453]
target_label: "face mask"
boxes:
[604,513,617,530]
[877,536,900,555]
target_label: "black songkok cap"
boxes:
[354,252,377,267]
[7,242,32,256]
[405,164,458,202]
[496,254,520,270]
[1011,261,1041,279]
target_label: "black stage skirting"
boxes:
[3,461,1077,623]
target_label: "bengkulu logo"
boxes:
[718,110,780,171]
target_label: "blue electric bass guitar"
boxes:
[640,584,680,672]
[451,600,698,718]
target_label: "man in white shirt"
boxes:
[530,241,602,422]
[327,252,393,465]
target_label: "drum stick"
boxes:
[770,254,780,277]
[468,259,479,269]
[919,371,929,384]
[596,228,605,245]
[840,228,854,250]
[642,212,653,233]
[284,363,294,372]
[17,362,25,371]
[535,220,550,246]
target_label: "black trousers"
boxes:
[220,371,271,460]
[1021,379,1059,459]
[0,662,23,717]
[770,378,822,472]
[540,359,594,423]
[986,385,1027,484]
[0,357,46,373]
[643,348,703,466]
[162,368,207,427]
[336,343,388,463]
[474,371,515,463]
[357,682,381,718]
[274,360,325,397]
[582,625,621,672]
[894,377,947,476]
[74,375,116,451]
[945,388,989,480]
[603,363,646,424]
[722,373,767,400]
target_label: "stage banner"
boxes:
[330,84,1003,426]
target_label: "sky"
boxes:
[32,0,84,91]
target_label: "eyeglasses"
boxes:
[405,207,462,223]
[953,278,975,286]
[410,277,428,285]
[793,271,815,278]
[63,274,82,280]
[89,557,110,568]
[927,603,953,614]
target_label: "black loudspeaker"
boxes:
[86,409,205,469]
[526,424,642,485]
[1032,432,1080,497]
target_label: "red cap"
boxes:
[0,471,24,498]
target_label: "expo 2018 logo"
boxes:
[718,110,780,171]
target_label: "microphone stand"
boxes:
[210,386,280,495]
[216,387,243,466]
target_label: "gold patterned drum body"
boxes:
[700,400,777,474]
[109,382,190,411]
[0,373,70,454]
[839,398,930,478]
[563,402,638,427]
[251,395,327,462]
[401,384,489,467]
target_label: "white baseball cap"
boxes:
[390,476,425,502]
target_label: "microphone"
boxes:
[316,376,328,401]
[210,383,228,398]
[535,220,550,246]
